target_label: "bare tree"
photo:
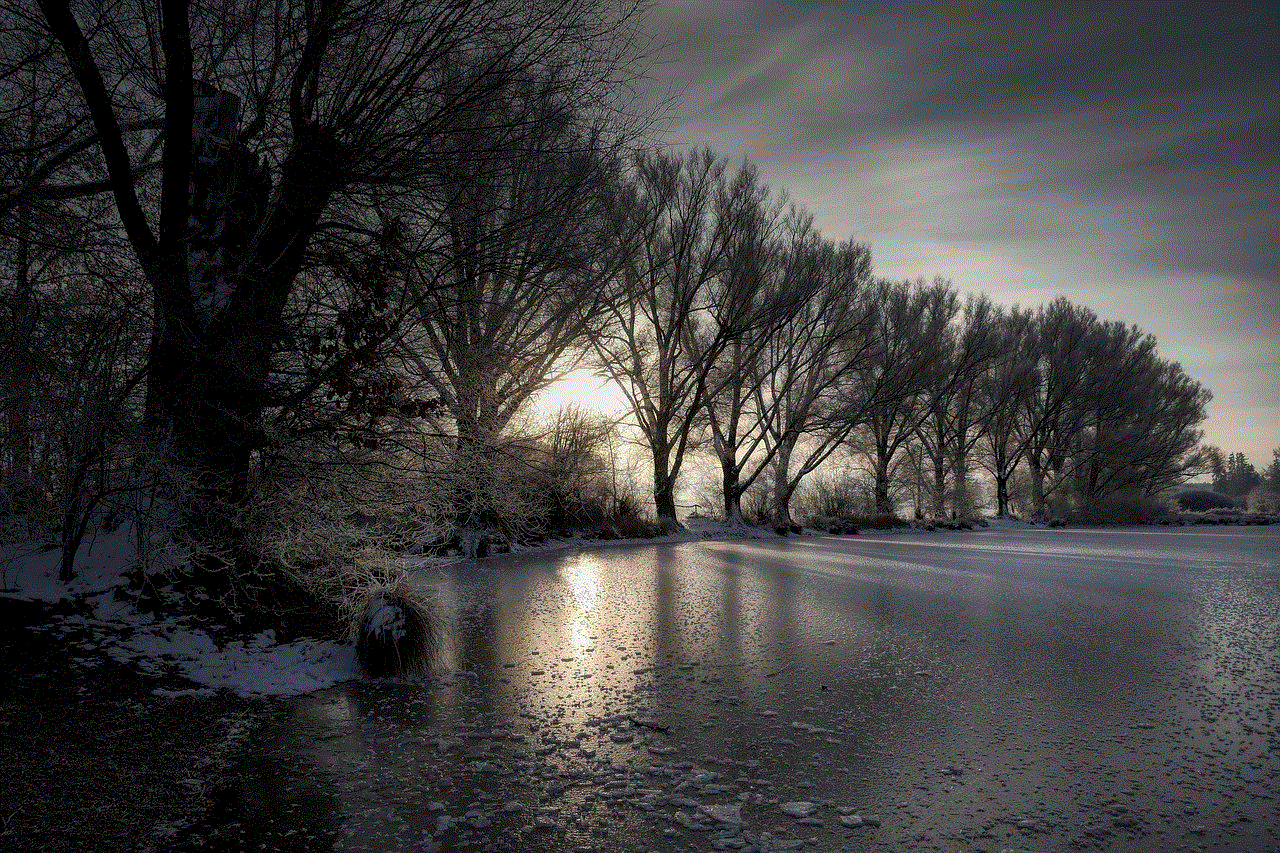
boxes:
[0,31,151,564]
[397,92,633,454]
[1018,298,1101,515]
[1064,319,1210,512]
[977,305,1036,517]
[11,0,651,608]
[753,222,874,527]
[697,192,800,524]
[913,291,999,517]
[851,278,957,515]
[591,149,783,527]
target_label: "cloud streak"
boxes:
[641,0,1279,462]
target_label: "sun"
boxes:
[533,368,631,418]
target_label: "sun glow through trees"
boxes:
[533,368,632,417]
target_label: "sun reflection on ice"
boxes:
[565,557,601,653]
[566,557,600,610]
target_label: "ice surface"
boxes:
[223,524,1280,851]
[699,803,744,827]
[9,520,1280,851]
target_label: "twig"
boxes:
[2,805,23,832]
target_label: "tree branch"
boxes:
[37,0,159,279]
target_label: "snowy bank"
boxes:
[0,512,1044,698]
[2,526,361,698]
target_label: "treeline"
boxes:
[0,0,1209,622]
[1190,449,1280,512]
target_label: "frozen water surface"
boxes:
[212,526,1279,851]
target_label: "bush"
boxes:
[794,471,875,525]
[1177,489,1237,512]
[615,514,663,539]
[353,583,436,677]
[1249,487,1279,515]
[850,514,910,530]
[1082,494,1170,524]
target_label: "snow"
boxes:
[365,594,407,640]
[1,526,135,602]
[104,622,362,697]
[2,524,362,698]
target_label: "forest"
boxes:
[1,0,1218,631]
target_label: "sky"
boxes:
[634,0,1279,468]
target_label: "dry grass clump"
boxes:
[351,580,436,677]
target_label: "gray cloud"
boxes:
[641,0,1280,461]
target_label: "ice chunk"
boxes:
[699,803,744,827]
[780,801,816,818]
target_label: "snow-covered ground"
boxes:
[1,526,360,697]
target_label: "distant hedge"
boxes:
[1177,489,1237,511]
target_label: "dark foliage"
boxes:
[1177,489,1237,511]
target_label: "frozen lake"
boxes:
[206,525,1279,852]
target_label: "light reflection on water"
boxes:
[208,527,1280,853]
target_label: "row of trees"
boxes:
[1201,448,1280,511]
[1,0,1212,623]
[1209,450,1262,498]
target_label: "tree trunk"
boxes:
[771,446,795,527]
[144,93,328,612]
[952,449,970,518]
[874,453,893,515]
[995,471,1010,517]
[1028,454,1047,517]
[721,453,743,525]
[4,191,34,516]
[145,329,266,578]
[930,453,947,518]
[652,464,679,529]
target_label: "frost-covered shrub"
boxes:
[853,514,911,530]
[614,514,662,539]
[1247,485,1279,515]
[530,408,623,529]
[353,583,435,677]
[739,483,776,526]
[242,439,450,632]
[442,436,550,542]
[793,472,875,525]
